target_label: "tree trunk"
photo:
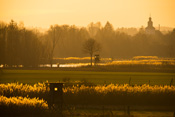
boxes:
[90,54,92,66]
[50,59,53,68]
[50,53,53,68]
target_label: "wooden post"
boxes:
[129,77,131,86]
[170,78,173,87]
[127,106,130,115]
[102,106,104,116]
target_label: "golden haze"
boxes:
[0,0,175,28]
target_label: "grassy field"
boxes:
[1,70,175,116]
[0,70,174,85]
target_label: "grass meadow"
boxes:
[0,67,175,116]
[0,69,175,85]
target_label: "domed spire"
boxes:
[149,17,151,21]
[148,17,153,27]
[145,16,155,34]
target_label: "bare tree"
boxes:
[83,38,101,66]
[48,25,62,67]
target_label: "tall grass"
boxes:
[53,56,175,65]
[0,95,48,116]
[1,82,175,106]
[63,84,175,106]
[0,82,49,99]
[0,95,48,108]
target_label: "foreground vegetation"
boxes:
[64,84,175,106]
[1,82,175,116]
[0,95,48,116]
[0,69,174,116]
[1,82,175,106]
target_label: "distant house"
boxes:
[145,17,155,34]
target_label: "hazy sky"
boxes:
[0,0,175,29]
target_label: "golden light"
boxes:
[0,0,174,29]
[54,87,58,91]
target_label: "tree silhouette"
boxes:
[47,25,62,67]
[83,38,101,66]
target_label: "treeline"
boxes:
[0,20,175,67]
[54,21,175,58]
[0,20,45,67]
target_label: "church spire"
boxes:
[145,16,155,34]
[148,17,153,28]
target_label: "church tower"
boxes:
[145,17,155,34]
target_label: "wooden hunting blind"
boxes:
[95,54,100,64]
[48,83,63,110]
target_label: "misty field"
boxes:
[0,70,174,85]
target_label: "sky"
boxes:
[0,0,175,29]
